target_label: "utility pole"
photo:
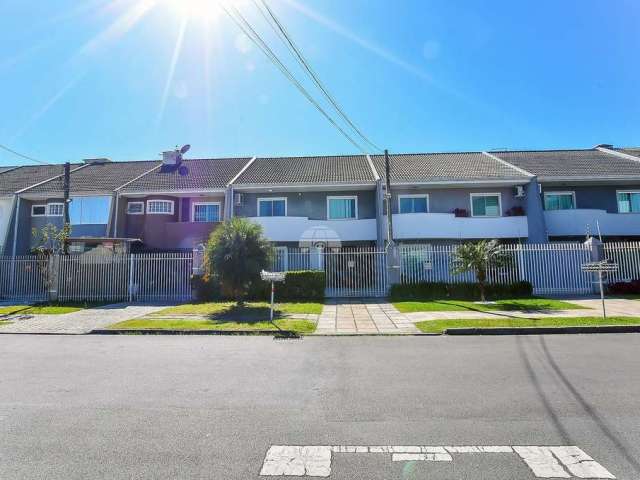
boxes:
[384,149,394,247]
[62,162,70,254]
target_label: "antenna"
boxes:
[179,144,191,155]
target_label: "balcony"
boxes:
[248,216,377,243]
[390,213,529,240]
[545,209,640,237]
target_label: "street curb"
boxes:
[445,325,640,335]
[90,329,301,337]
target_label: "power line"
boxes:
[218,2,369,154]
[254,0,382,153]
[0,143,53,166]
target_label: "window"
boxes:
[127,202,144,215]
[470,193,501,217]
[147,200,174,215]
[192,202,220,222]
[327,196,357,220]
[31,205,46,217]
[258,198,286,217]
[398,195,429,214]
[70,196,112,224]
[617,191,640,213]
[47,203,64,217]
[544,191,576,211]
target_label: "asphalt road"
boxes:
[1,334,639,479]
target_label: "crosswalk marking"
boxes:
[259,444,616,478]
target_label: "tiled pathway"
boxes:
[316,299,420,335]
[0,303,168,334]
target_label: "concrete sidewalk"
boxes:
[405,298,640,322]
[0,303,169,334]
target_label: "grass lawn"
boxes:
[393,297,586,313]
[108,318,316,334]
[156,301,324,316]
[0,303,94,316]
[106,301,323,334]
[416,316,640,334]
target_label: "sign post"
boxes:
[260,270,286,324]
[581,261,618,319]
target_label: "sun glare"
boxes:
[162,0,243,21]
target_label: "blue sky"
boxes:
[1,0,639,166]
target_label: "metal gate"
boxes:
[323,248,388,297]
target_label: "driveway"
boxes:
[0,303,169,334]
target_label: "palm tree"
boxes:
[205,218,271,305]
[450,240,510,302]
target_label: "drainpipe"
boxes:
[113,193,120,237]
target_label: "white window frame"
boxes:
[616,190,640,214]
[192,202,221,223]
[31,205,47,217]
[47,203,64,217]
[398,194,429,214]
[257,197,287,217]
[146,199,174,215]
[470,193,502,218]
[327,195,358,220]
[543,191,576,211]
[126,201,144,215]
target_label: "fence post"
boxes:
[128,254,135,303]
[386,243,401,286]
[584,237,603,294]
[48,255,60,302]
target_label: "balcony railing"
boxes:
[390,213,528,240]
[545,209,640,237]
[247,216,377,243]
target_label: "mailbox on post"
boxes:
[581,260,618,319]
[260,270,286,323]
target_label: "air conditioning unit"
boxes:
[514,185,526,198]
[234,193,244,206]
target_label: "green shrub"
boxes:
[390,280,533,301]
[191,274,220,301]
[255,270,326,301]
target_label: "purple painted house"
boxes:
[114,157,252,251]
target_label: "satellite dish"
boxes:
[180,144,191,154]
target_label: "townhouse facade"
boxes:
[1,145,639,256]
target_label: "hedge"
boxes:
[256,270,326,301]
[389,280,533,300]
[608,279,640,295]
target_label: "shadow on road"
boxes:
[539,336,640,474]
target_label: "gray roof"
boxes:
[0,164,82,196]
[119,158,251,192]
[372,152,528,183]
[0,166,16,175]
[234,155,375,185]
[616,147,640,159]
[492,149,640,178]
[24,161,161,195]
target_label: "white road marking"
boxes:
[392,453,453,462]
[549,446,616,479]
[513,446,571,478]
[260,444,616,478]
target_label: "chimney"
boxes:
[162,150,181,166]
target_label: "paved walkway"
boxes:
[0,303,169,334]
[316,299,420,335]
[405,298,640,322]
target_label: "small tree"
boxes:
[450,239,510,302]
[205,217,270,304]
[31,223,70,302]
